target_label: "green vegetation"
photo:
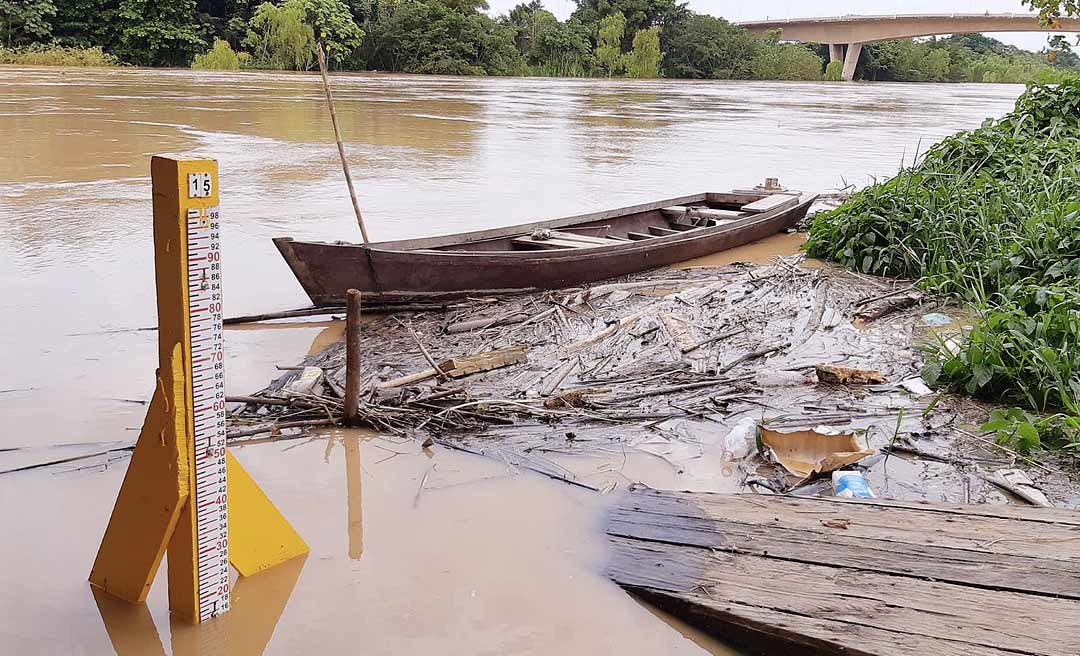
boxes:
[749,36,824,81]
[624,26,661,79]
[0,0,56,47]
[2,0,1079,80]
[0,43,117,66]
[805,82,1080,454]
[244,0,316,69]
[192,38,242,69]
[856,34,1080,83]
[594,11,625,76]
[824,60,842,81]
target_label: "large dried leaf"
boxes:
[759,426,873,480]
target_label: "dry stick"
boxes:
[226,395,289,406]
[344,289,363,427]
[395,316,449,381]
[410,387,465,403]
[954,428,1056,474]
[316,41,369,243]
[445,311,530,334]
[540,359,579,396]
[227,419,337,440]
[680,326,747,354]
[602,378,734,405]
[223,303,448,325]
[715,342,788,376]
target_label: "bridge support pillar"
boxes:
[828,44,843,64]
[841,42,863,81]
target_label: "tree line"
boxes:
[2,0,1078,83]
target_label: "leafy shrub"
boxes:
[0,44,118,67]
[824,59,843,81]
[192,39,242,70]
[806,82,1080,453]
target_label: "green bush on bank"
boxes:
[192,40,246,70]
[824,60,843,81]
[0,45,118,67]
[805,81,1080,455]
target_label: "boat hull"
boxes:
[274,192,816,306]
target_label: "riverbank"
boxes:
[809,81,1080,457]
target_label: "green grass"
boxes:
[0,45,118,67]
[806,81,1080,455]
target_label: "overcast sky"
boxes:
[484,0,1072,52]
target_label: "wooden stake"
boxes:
[344,289,363,426]
[315,41,370,243]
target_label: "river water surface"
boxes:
[0,67,1026,654]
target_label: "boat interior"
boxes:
[431,192,799,253]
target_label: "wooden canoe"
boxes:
[274,189,818,305]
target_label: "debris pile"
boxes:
[228,254,1079,505]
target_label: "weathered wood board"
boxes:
[607,489,1080,656]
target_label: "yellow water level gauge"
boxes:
[89,156,307,624]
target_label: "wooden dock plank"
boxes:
[608,509,1080,599]
[607,490,1080,656]
[622,490,1080,560]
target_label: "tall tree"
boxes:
[362,0,523,75]
[572,0,685,48]
[53,0,121,49]
[624,25,660,78]
[594,10,624,75]
[244,0,315,68]
[0,0,56,47]
[116,0,205,65]
[660,13,757,79]
[243,0,363,68]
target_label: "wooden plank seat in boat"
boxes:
[661,205,744,220]
[626,232,654,241]
[649,226,680,236]
[740,194,799,213]
[511,229,624,250]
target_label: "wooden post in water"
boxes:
[344,288,363,427]
[315,41,370,243]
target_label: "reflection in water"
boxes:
[94,555,306,656]
[344,435,364,559]
[93,588,166,655]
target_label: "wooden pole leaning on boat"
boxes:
[344,289,363,426]
[315,41,370,243]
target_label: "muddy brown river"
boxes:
[0,67,1026,654]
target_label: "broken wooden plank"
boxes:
[439,346,527,377]
[376,346,528,389]
[608,489,1080,656]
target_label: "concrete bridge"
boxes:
[738,13,1080,80]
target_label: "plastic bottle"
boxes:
[832,470,876,499]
